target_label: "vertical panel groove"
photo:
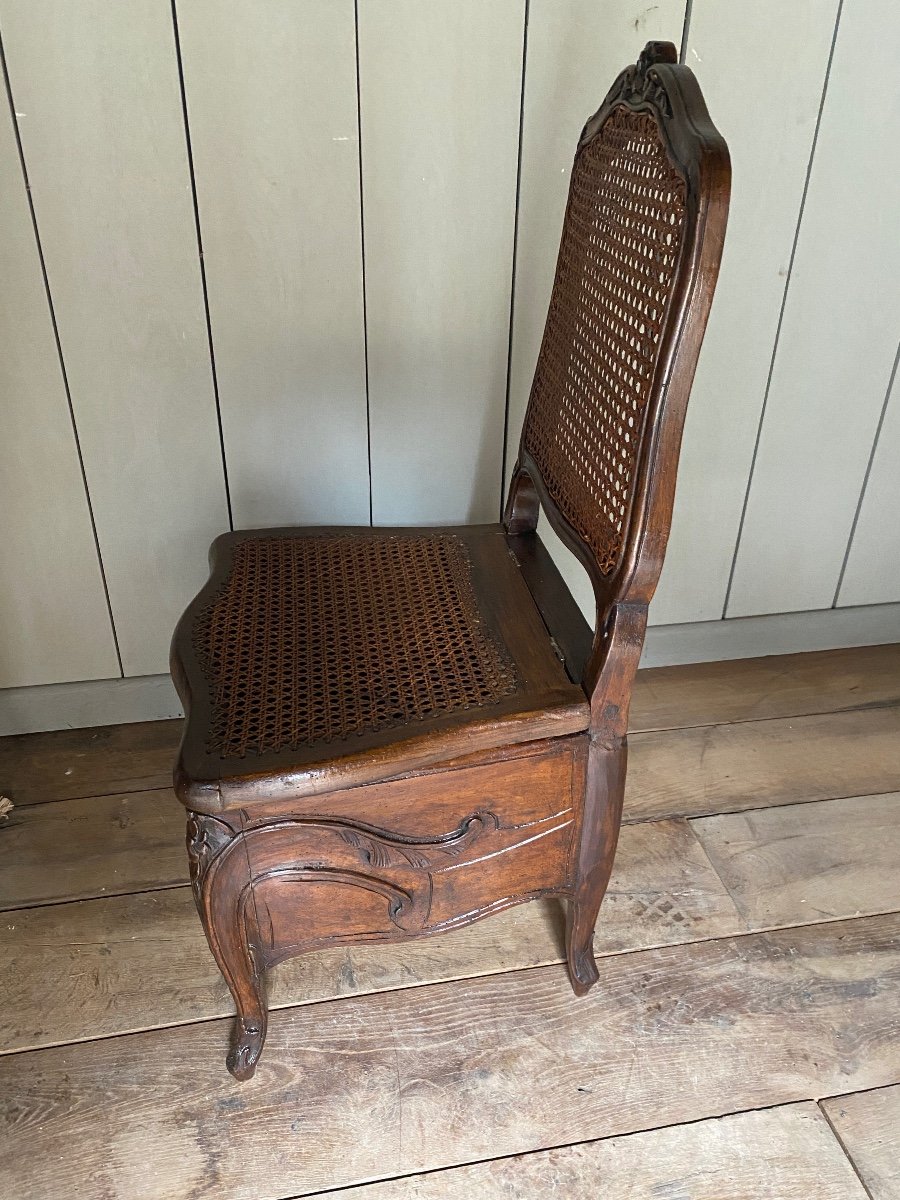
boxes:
[0,27,123,677]
[170,0,233,531]
[679,0,693,63]
[721,0,844,619]
[832,337,900,608]
[499,0,530,519]
[363,2,523,525]
[354,0,373,526]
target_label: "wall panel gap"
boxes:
[170,0,232,531]
[0,27,123,677]
[722,0,843,618]
[354,0,373,526]
[499,0,530,519]
[678,0,693,62]
[832,337,900,607]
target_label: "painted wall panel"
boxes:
[177,0,370,529]
[727,0,900,617]
[651,0,838,625]
[1,0,229,676]
[837,350,900,607]
[0,96,119,688]
[360,0,524,525]
[504,0,686,622]
[1,0,897,706]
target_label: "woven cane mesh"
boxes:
[192,534,519,758]
[523,105,687,574]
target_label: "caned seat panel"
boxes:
[194,532,519,757]
[171,525,589,811]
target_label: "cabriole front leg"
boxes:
[187,814,268,1081]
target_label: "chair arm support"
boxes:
[583,601,648,740]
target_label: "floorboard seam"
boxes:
[277,1098,846,1200]
[0,879,188,915]
[5,696,898,810]
[622,787,900,827]
[5,789,898,911]
[630,697,900,736]
[678,819,752,929]
[8,777,900,835]
[817,1099,877,1200]
[3,908,899,1060]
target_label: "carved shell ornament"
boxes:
[608,40,675,117]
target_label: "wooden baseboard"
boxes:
[0,602,898,736]
[0,673,183,737]
[643,602,900,668]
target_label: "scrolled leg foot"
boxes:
[226,1013,267,1081]
[565,736,627,999]
[188,818,271,1081]
[566,900,600,996]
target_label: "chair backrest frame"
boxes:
[504,41,730,732]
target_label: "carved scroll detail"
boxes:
[186,812,233,904]
[335,810,498,872]
[243,809,503,938]
[607,41,675,117]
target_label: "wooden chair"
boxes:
[170,41,730,1080]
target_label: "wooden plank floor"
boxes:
[1,645,898,1199]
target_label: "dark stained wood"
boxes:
[566,734,626,994]
[172,523,590,812]
[335,1104,869,1199]
[504,43,731,712]
[1,914,897,1199]
[187,739,587,1078]
[506,530,593,685]
[0,816,740,1054]
[821,1085,900,1199]
[0,641,896,808]
[626,706,900,822]
[0,719,181,806]
[166,42,732,1077]
[5,707,894,912]
[0,789,185,910]
[245,740,579,830]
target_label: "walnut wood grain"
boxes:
[0,816,739,1054]
[8,786,897,1058]
[504,42,730,714]
[335,1104,868,1199]
[3,644,893,807]
[172,524,590,812]
[2,914,897,1198]
[163,41,731,1077]
[5,705,898,910]
[187,741,586,1078]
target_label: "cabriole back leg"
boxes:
[566,737,626,995]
